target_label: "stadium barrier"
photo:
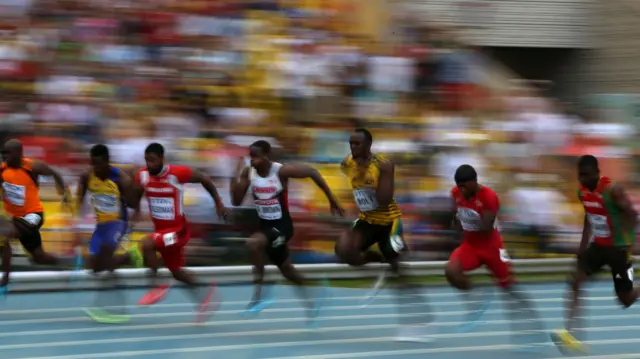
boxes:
[7,257,624,292]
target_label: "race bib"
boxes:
[353,188,379,212]
[149,197,176,221]
[93,194,119,214]
[587,213,611,238]
[162,232,177,246]
[457,207,481,231]
[255,198,282,220]
[2,182,25,206]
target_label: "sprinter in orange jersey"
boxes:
[0,139,75,290]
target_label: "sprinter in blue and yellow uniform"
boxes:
[76,144,142,323]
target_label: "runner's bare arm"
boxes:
[280,164,342,208]
[478,191,499,232]
[75,172,89,216]
[32,160,70,202]
[230,167,250,206]
[117,169,134,207]
[579,214,591,253]
[376,160,394,207]
[188,170,225,211]
[611,184,638,231]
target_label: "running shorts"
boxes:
[151,227,190,271]
[260,222,294,266]
[449,237,513,287]
[578,243,634,293]
[353,218,406,260]
[13,212,44,254]
[89,220,126,256]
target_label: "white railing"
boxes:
[5,257,606,292]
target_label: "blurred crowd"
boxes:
[1,0,639,260]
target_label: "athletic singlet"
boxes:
[578,176,635,247]
[249,162,292,228]
[0,158,43,218]
[87,166,127,224]
[341,153,401,226]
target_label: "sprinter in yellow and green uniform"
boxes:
[551,155,639,354]
[75,144,143,324]
[335,128,433,342]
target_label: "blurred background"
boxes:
[0,0,638,268]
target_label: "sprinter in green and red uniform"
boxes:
[551,155,639,354]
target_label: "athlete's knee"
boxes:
[246,234,267,253]
[141,237,156,253]
[445,260,468,289]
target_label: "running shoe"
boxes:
[84,307,130,324]
[359,270,387,308]
[138,283,170,306]
[456,287,494,333]
[241,285,275,317]
[549,328,588,355]
[307,278,329,328]
[0,285,7,299]
[195,283,221,324]
[127,245,144,268]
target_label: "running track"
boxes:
[0,282,636,359]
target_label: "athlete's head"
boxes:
[454,164,478,198]
[349,128,372,160]
[144,142,165,176]
[2,139,23,167]
[578,154,600,191]
[249,140,271,171]
[90,144,110,179]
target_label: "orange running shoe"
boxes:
[196,283,221,324]
[138,284,170,306]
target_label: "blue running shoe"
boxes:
[241,286,275,318]
[0,285,8,299]
[457,287,493,333]
[307,278,329,329]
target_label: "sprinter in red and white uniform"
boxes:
[446,164,543,348]
[230,140,344,326]
[131,143,229,323]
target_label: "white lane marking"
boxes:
[0,300,628,326]
[0,286,614,316]
[19,336,640,359]
[5,319,640,352]
[0,309,638,342]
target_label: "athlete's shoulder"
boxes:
[371,153,392,167]
[479,185,498,198]
[599,176,615,191]
[21,157,35,170]
[340,155,354,175]
[169,164,192,175]
[450,186,460,197]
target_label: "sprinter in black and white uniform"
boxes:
[230,140,344,326]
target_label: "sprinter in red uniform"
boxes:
[446,165,543,349]
[131,143,229,323]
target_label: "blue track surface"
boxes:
[0,281,635,358]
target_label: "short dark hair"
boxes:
[90,144,109,161]
[354,128,373,144]
[250,140,271,155]
[578,155,599,171]
[454,164,477,184]
[145,143,165,157]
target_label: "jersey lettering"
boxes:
[353,188,378,212]
[457,207,481,231]
[93,194,119,214]
[255,198,282,220]
[3,182,25,206]
[149,197,176,221]
[587,213,611,238]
